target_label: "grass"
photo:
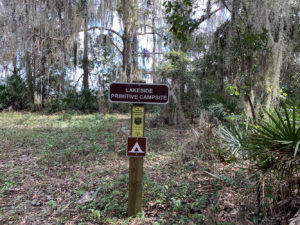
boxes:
[0,111,263,224]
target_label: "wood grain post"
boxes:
[128,156,143,216]
[128,104,144,217]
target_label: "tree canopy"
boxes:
[0,0,299,119]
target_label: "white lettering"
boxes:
[125,88,153,94]
[112,92,167,102]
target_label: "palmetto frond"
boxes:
[249,104,300,176]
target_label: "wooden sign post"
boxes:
[109,82,169,217]
[128,104,145,216]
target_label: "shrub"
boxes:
[249,103,300,177]
[217,122,249,157]
[46,89,98,113]
[0,85,8,109]
[218,103,300,178]
[46,96,67,114]
[0,75,28,110]
[76,89,98,112]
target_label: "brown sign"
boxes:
[127,137,147,157]
[109,82,169,104]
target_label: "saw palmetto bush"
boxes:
[217,122,249,157]
[249,104,300,178]
[218,104,300,221]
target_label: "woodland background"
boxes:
[0,0,300,224]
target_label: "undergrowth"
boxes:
[1,111,294,224]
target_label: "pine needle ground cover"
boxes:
[0,112,273,224]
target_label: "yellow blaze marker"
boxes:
[131,105,145,137]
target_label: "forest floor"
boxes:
[0,112,274,225]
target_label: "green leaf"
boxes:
[283,103,293,136]
[294,141,300,157]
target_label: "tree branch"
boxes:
[136,32,163,37]
[34,25,122,47]
[220,0,231,13]
[196,7,223,25]
[88,26,122,38]
[136,24,165,37]
[138,52,163,55]
[107,37,123,54]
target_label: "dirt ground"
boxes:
[0,112,293,224]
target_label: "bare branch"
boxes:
[34,25,122,47]
[138,52,163,55]
[88,26,122,38]
[196,7,223,25]
[107,37,123,54]
[136,32,163,37]
[220,0,231,13]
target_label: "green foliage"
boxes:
[226,85,240,97]
[147,106,166,127]
[249,103,300,176]
[0,85,7,109]
[207,103,226,118]
[75,89,98,112]
[206,100,240,121]
[163,50,189,76]
[91,174,128,218]
[0,179,15,196]
[47,200,57,209]
[46,97,66,114]
[47,89,98,113]
[239,27,269,53]
[218,123,249,157]
[0,75,28,110]
[282,71,300,102]
[202,19,272,117]
[219,103,300,178]
[88,209,101,221]
[0,112,120,168]
[148,129,165,151]
[144,173,207,224]
[199,77,241,119]
[163,0,198,42]
[162,50,202,119]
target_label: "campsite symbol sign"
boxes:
[127,137,147,157]
[108,81,169,217]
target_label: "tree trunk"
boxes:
[230,0,289,117]
[245,89,256,124]
[97,74,106,115]
[152,9,157,83]
[255,0,287,111]
[121,0,131,82]
[41,55,46,108]
[168,79,186,126]
[132,35,139,81]
[121,0,139,82]
[82,14,89,89]
[264,39,284,110]
[131,0,139,81]
[26,51,34,104]
[24,1,34,105]
[60,40,66,94]
[73,33,79,83]
[33,48,37,97]
[12,57,18,76]
[122,34,131,82]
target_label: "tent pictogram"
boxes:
[127,137,147,157]
[128,142,145,153]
